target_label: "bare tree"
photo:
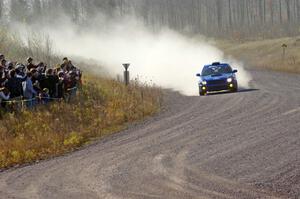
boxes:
[3,0,300,39]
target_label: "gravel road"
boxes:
[0,70,299,199]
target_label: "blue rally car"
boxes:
[196,62,238,96]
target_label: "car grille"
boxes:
[207,85,228,91]
[207,79,227,85]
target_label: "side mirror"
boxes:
[233,69,238,73]
[196,73,201,77]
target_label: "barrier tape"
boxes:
[2,87,77,103]
[67,87,77,91]
[2,97,61,103]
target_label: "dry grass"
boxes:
[217,36,300,73]
[0,75,162,169]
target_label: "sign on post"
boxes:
[282,44,287,62]
[123,63,130,71]
[123,63,130,85]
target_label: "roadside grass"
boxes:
[217,36,300,73]
[0,75,162,169]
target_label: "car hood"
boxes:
[201,73,233,81]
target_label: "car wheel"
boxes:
[231,86,238,93]
[199,91,206,96]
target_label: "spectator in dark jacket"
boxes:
[60,57,69,72]
[26,57,36,71]
[40,69,58,98]
[67,60,76,72]
[37,62,47,73]
[31,69,43,92]
[5,70,23,98]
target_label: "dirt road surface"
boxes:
[0,70,299,199]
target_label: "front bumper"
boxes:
[200,82,237,92]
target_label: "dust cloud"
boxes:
[29,17,252,95]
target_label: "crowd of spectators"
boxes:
[0,55,82,110]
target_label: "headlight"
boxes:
[201,81,207,85]
[227,78,233,83]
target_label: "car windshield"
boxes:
[202,65,232,76]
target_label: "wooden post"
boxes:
[282,44,288,62]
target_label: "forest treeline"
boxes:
[0,0,300,39]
